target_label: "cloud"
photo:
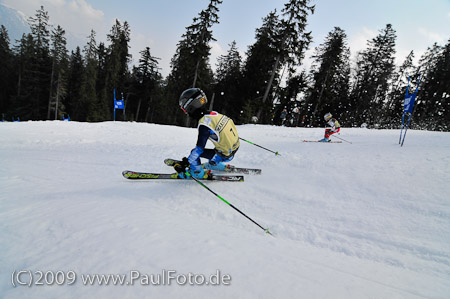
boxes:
[418,27,446,44]
[129,32,156,62]
[210,41,226,69]
[348,27,377,56]
[67,0,103,20]
[3,0,105,35]
[46,0,65,7]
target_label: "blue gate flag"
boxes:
[403,74,421,114]
[114,100,124,109]
[403,93,416,113]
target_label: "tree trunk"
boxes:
[136,98,142,122]
[47,58,56,119]
[54,72,61,120]
[209,92,215,111]
[192,59,200,88]
[310,68,330,127]
[258,11,295,122]
[257,54,281,121]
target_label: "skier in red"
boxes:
[319,113,341,142]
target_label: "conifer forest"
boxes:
[0,0,449,130]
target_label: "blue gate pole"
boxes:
[414,74,421,94]
[399,111,406,144]
[399,77,411,144]
[122,92,125,121]
[113,89,116,121]
[401,113,412,147]
[401,74,421,146]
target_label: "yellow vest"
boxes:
[198,112,240,157]
[333,119,341,128]
[328,119,341,128]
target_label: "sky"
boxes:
[2,0,450,77]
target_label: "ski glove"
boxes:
[174,157,190,174]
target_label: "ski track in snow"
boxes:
[0,121,449,299]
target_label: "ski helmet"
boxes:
[324,112,332,122]
[179,88,207,115]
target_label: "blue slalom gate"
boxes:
[399,74,421,147]
[113,89,125,121]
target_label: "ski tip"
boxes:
[122,170,135,179]
[164,158,176,165]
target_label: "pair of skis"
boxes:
[122,159,261,182]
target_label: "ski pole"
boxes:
[185,172,273,236]
[330,134,352,144]
[239,137,280,156]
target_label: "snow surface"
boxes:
[1,121,449,299]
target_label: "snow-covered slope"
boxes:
[1,121,449,299]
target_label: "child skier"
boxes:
[319,112,341,142]
[174,88,240,179]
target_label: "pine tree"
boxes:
[350,24,397,127]
[0,25,15,120]
[213,41,242,119]
[439,40,450,130]
[25,5,52,119]
[414,41,450,130]
[190,0,222,88]
[28,6,50,51]
[83,30,100,121]
[97,42,107,105]
[274,69,308,126]
[132,46,161,122]
[241,11,281,124]
[47,25,68,120]
[258,0,315,122]
[12,34,33,117]
[166,0,222,126]
[306,27,350,127]
[102,19,132,121]
[65,47,85,120]
[383,50,416,128]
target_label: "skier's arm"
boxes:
[327,119,336,131]
[187,125,210,165]
[327,119,340,132]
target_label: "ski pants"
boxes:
[325,127,340,138]
[192,148,234,168]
